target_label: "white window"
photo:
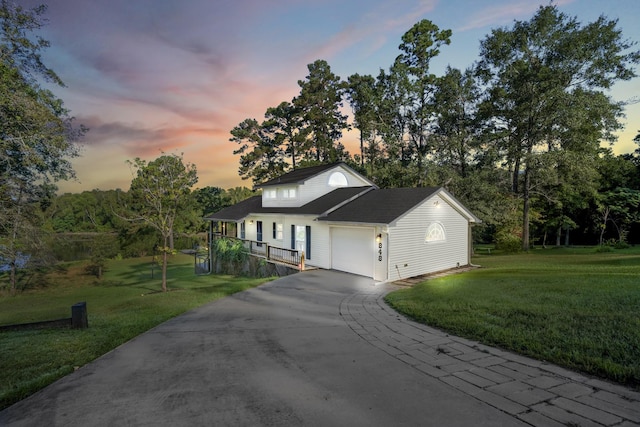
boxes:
[282,188,297,199]
[273,222,283,240]
[328,171,348,187]
[425,222,446,243]
[264,189,276,199]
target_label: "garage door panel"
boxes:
[331,227,373,278]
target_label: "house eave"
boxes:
[318,220,389,227]
[436,188,482,223]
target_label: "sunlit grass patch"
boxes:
[386,247,640,387]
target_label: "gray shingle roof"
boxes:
[255,163,345,188]
[204,186,480,226]
[203,196,262,222]
[256,187,373,215]
[317,187,440,224]
[204,187,374,221]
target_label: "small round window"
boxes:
[328,171,348,187]
[425,222,445,242]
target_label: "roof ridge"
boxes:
[255,162,345,188]
[316,186,376,218]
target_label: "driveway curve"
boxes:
[1,269,637,426]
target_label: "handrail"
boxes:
[211,233,300,267]
[267,245,301,266]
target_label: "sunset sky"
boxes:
[26,0,640,193]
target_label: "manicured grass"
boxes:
[0,254,272,410]
[385,246,640,388]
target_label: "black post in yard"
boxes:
[71,302,88,329]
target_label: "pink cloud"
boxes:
[27,0,637,196]
[302,0,439,65]
[456,0,576,32]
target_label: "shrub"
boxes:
[595,245,614,253]
[614,241,631,249]
[597,238,631,252]
[494,231,522,253]
[214,238,248,263]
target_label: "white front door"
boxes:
[295,225,306,254]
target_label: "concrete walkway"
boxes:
[1,269,638,426]
[342,283,640,427]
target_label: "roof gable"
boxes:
[437,188,482,223]
[256,162,374,188]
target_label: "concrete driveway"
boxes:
[2,270,637,426]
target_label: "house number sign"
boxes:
[378,242,383,261]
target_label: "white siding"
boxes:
[262,165,371,208]
[285,215,331,269]
[298,165,371,206]
[262,185,300,208]
[387,194,469,281]
[242,214,332,269]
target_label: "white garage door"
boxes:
[331,227,374,278]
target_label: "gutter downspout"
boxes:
[469,222,481,268]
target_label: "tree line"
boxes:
[5,151,257,292]
[0,2,260,292]
[230,6,640,250]
[44,184,253,235]
[2,3,640,293]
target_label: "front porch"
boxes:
[209,232,304,269]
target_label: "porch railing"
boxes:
[267,245,301,266]
[211,233,301,267]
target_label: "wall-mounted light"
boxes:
[248,220,254,225]
[376,233,382,243]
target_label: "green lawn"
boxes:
[0,254,272,410]
[385,246,640,388]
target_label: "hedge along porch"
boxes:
[204,163,480,281]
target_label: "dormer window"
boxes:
[328,171,348,187]
[282,188,297,199]
[264,189,276,199]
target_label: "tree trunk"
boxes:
[9,192,23,295]
[522,164,531,251]
[161,235,168,292]
[564,227,570,246]
[599,207,609,245]
[512,156,521,194]
[556,226,562,247]
[291,142,296,170]
[9,261,17,296]
[360,132,364,167]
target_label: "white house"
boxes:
[205,163,480,281]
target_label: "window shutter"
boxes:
[272,222,276,239]
[291,225,295,249]
[305,226,311,259]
